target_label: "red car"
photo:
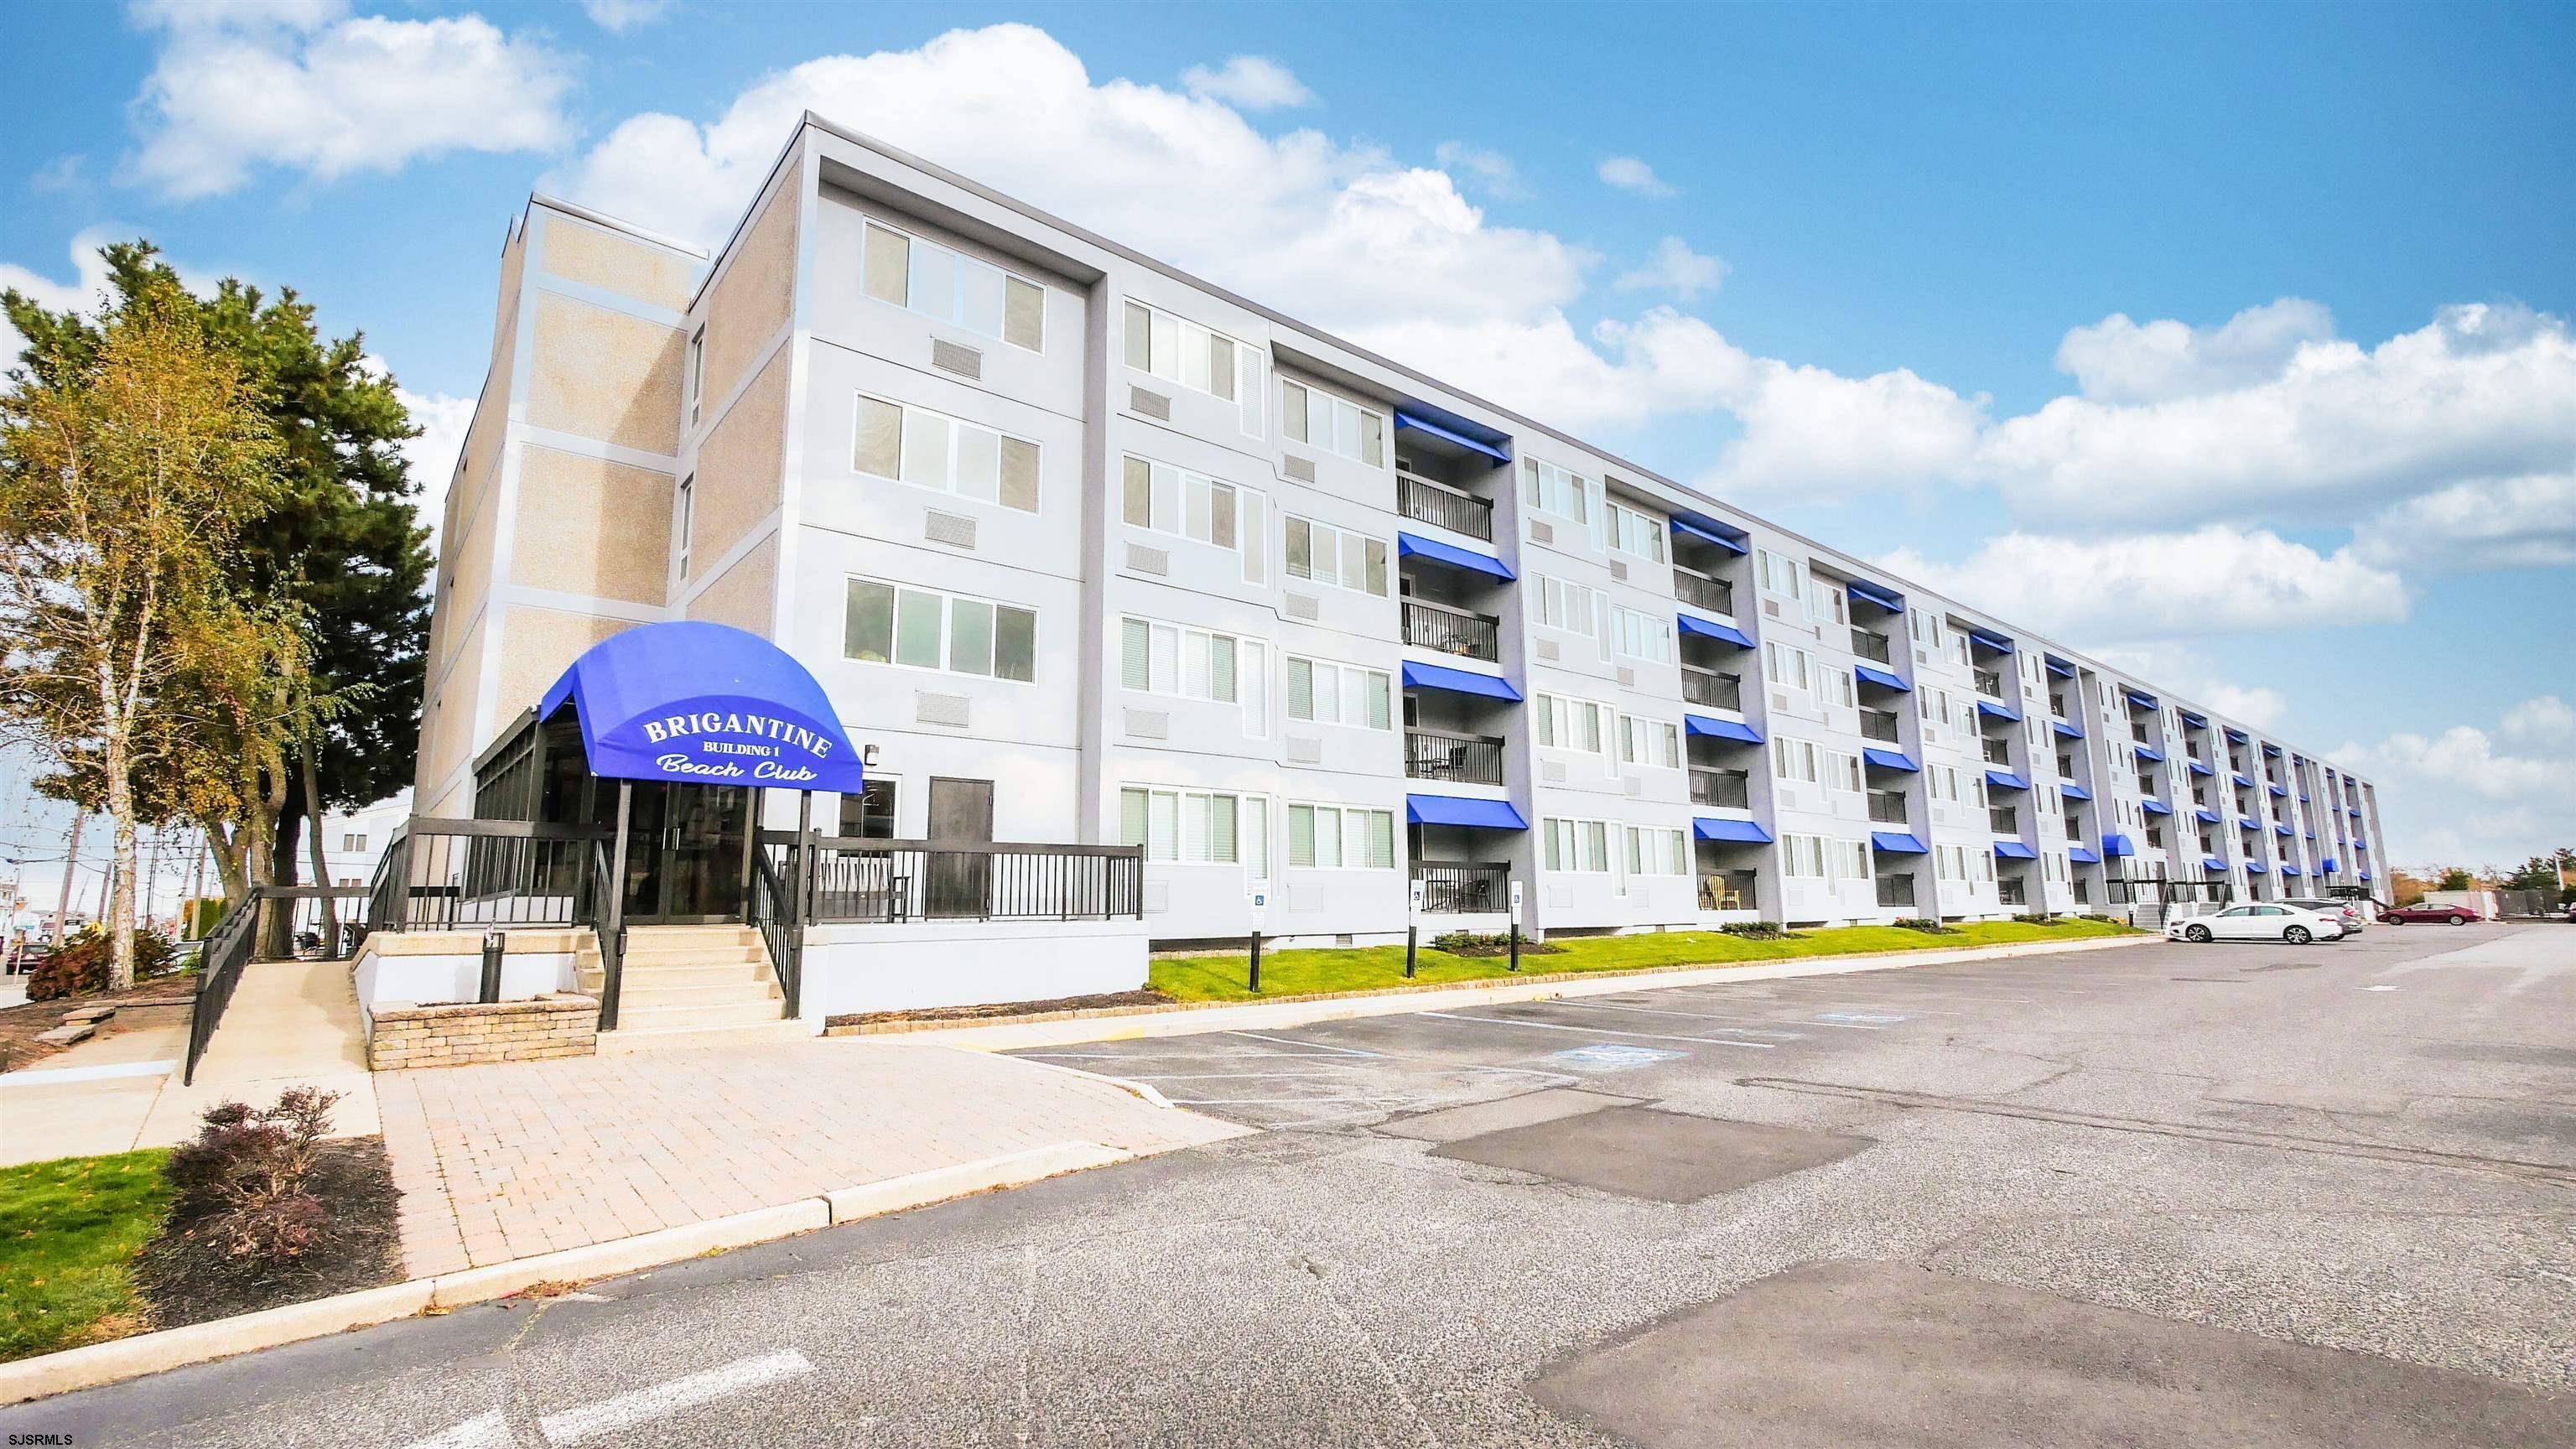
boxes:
[2378,902,2483,925]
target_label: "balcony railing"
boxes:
[1990,807,2019,834]
[1998,878,2028,906]
[2135,775,2155,797]
[2145,828,2166,849]
[1690,768,1751,808]
[2132,723,2154,744]
[1975,667,2006,698]
[1983,738,2012,765]
[1852,629,1893,664]
[1405,729,1506,786]
[1861,709,1900,744]
[1681,666,1742,711]
[2049,693,2070,718]
[2064,818,2084,841]
[1698,870,1758,911]
[1875,875,1917,908]
[1868,792,1910,825]
[1413,860,1509,914]
[1402,598,1500,661]
[783,836,1145,923]
[2058,756,2078,778]
[1397,473,1493,542]
[1673,569,1733,615]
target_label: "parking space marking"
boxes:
[535,1351,814,1445]
[1416,1011,1776,1049]
[1557,999,1889,1031]
[1229,1030,1380,1057]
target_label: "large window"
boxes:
[1756,547,1806,602]
[863,221,1045,351]
[1287,803,1395,869]
[844,579,1036,683]
[1605,501,1665,561]
[1284,517,1389,596]
[1280,378,1386,466]
[1535,693,1609,756]
[1618,714,1681,769]
[685,326,705,429]
[1624,826,1689,875]
[1774,739,1861,792]
[1764,640,1812,693]
[1120,787,1265,875]
[853,395,1040,512]
[1121,617,1252,704]
[1122,456,1244,549]
[1521,459,1592,524]
[674,474,695,580]
[1534,574,1598,635]
[1542,818,1612,873]
[1783,834,1868,881]
[1608,605,1674,664]
[1122,299,1240,400]
[1286,656,1391,729]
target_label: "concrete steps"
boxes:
[574,924,794,1053]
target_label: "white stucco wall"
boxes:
[799,919,1146,1015]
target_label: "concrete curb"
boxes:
[901,935,2158,1052]
[0,1138,1133,1404]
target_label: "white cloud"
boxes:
[1613,236,1727,301]
[127,1,575,200]
[29,154,88,195]
[396,385,474,556]
[580,0,671,32]
[1433,141,1526,200]
[1597,155,1675,197]
[2500,695,2572,750]
[1877,526,2409,646]
[2329,697,2576,869]
[1704,361,1987,499]
[2348,470,2576,574]
[1178,55,1313,111]
[2054,298,2336,402]
[0,227,122,369]
[2088,642,2288,730]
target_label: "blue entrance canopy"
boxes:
[1670,514,1750,553]
[1977,700,2021,723]
[1396,531,1514,580]
[1870,831,1929,854]
[1676,614,1755,648]
[2319,857,2337,873]
[1986,769,2029,792]
[539,621,864,791]
[1846,579,1905,614]
[1993,840,2038,860]
[2134,745,2164,763]
[2059,782,2092,801]
[2069,845,2101,865]
[2203,855,2228,871]
[1393,408,1510,463]
[2052,719,2084,740]
[1694,817,1773,844]
[1405,793,1528,829]
[1854,663,1911,693]
[1401,660,1522,701]
[1685,714,1763,744]
[2101,833,2136,857]
[1862,747,1919,773]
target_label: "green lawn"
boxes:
[1150,917,2138,1003]
[0,1149,174,1363]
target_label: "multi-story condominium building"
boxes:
[413,112,2388,980]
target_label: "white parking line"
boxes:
[1415,1011,1775,1049]
[538,1350,814,1444]
[1558,999,1884,1030]
[1228,1030,1380,1056]
[399,1411,514,1449]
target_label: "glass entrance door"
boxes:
[621,782,751,923]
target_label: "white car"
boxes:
[2168,903,2346,945]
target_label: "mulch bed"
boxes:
[828,988,1177,1029]
[0,974,197,1073]
[132,1136,402,1330]
[1436,940,1568,958]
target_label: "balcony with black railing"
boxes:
[1690,767,1752,808]
[1875,874,1917,908]
[1697,870,1758,912]
[1405,729,1507,786]
[2064,816,2084,841]
[1991,806,2020,834]
[1681,666,1742,711]
[1974,667,2006,699]
[1982,737,2013,766]
[1412,860,1510,914]
[1673,569,1734,615]
[1402,598,1500,661]
[1861,709,1901,744]
[1867,791,1910,825]
[1396,472,1494,542]
[1852,628,1893,664]
[1998,877,2028,906]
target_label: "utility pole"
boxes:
[54,813,82,941]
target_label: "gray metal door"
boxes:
[926,778,995,917]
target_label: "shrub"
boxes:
[1719,921,1787,939]
[25,929,177,1001]
[1428,930,1561,957]
[2012,912,2061,925]
[1893,917,1957,934]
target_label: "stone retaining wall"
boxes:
[367,994,599,1070]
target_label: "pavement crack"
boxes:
[1259,1220,1447,1449]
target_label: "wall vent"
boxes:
[930,338,984,380]
[1764,600,1782,618]
[923,510,978,550]
[1286,735,1324,764]
[1536,638,1560,662]
[1916,648,1931,664]
[1617,666,1637,688]
[1608,559,1629,582]
[1282,454,1317,484]
[1623,774,1644,797]
[1285,592,1321,621]
[1530,519,1555,546]
[1130,386,1171,420]
[1123,709,1170,740]
[1334,934,1355,948]
[1542,760,1569,784]
[1124,543,1170,576]
[1773,692,1790,711]
[915,693,970,728]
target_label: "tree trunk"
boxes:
[301,740,338,946]
[103,733,138,991]
[253,739,291,959]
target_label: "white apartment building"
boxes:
[408,112,2387,1014]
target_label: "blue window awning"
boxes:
[2360,870,2372,881]
[2101,833,2136,857]
[2298,793,2310,802]
[2203,855,2228,872]
[1862,747,1919,773]
[2231,772,2255,788]
[1393,408,1510,463]
[2225,727,2249,744]
[1669,515,1750,553]
[1993,840,2038,860]
[2241,817,2262,830]
[1854,663,1910,693]
[2261,742,2283,756]
[1676,614,1755,648]
[539,621,866,791]
[1986,769,2030,792]
[1966,626,2015,654]
[2280,864,2303,876]
[1695,817,1773,844]
[2069,845,2101,865]
[1396,531,1514,580]
[1685,714,1763,744]
[2134,745,2164,763]
[2140,798,2173,816]
[2195,808,2221,824]
[2179,709,2208,729]
[1846,579,1905,614]
[1405,792,1528,829]
[2126,689,2160,710]
[2245,860,2269,875]
[1977,700,2022,723]
[2268,784,2288,797]
[1400,660,1522,702]
[2274,823,2293,836]
[2052,719,2084,740]
[2186,760,2214,776]
[1870,831,1929,855]
[2059,782,2092,802]
[2044,654,2077,679]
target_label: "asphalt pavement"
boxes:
[12,922,2573,1446]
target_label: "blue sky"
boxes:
[1,0,2570,896]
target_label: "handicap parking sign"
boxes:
[1550,1043,1686,1072]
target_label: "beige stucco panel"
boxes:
[420,610,487,796]
[510,445,675,606]
[538,213,699,313]
[700,181,797,416]
[685,533,777,636]
[496,606,636,725]
[688,348,788,564]
[526,292,683,457]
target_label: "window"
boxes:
[1122,456,1241,549]
[1773,737,1819,785]
[340,834,366,853]
[674,474,694,579]
[1283,517,1389,595]
[1521,459,1592,523]
[1764,641,1812,693]
[1285,656,1392,729]
[1606,501,1665,561]
[1910,607,1943,653]
[1919,686,1951,725]
[1828,669,1857,709]
[844,579,1036,682]
[1287,803,1395,869]
[1542,818,1612,873]
[685,326,706,428]
[1280,378,1386,465]
[1945,630,1971,667]
[1121,299,1243,402]
[1122,618,1251,704]
[1811,581,1847,626]
[1784,834,1829,879]
[1535,575,1599,635]
[1535,694,1609,756]
[1119,787,1258,865]
[863,221,1044,351]
[1608,605,1674,663]
[1624,826,1689,875]
[838,778,897,839]
[1756,548,1806,602]
[1618,714,1681,769]
[852,394,1040,512]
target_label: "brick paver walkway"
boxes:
[375,1038,1246,1277]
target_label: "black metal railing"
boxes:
[1975,667,2005,698]
[1397,474,1494,541]
[1402,599,1500,662]
[1414,861,1509,914]
[586,835,626,1031]
[2065,818,2085,841]
[778,834,1144,923]
[1674,570,1733,615]
[183,893,260,1085]
[1998,878,2028,906]
[1682,666,1742,711]
[252,886,377,961]
[1990,807,2019,834]
[1868,792,1910,825]
[1861,709,1900,743]
[1690,768,1751,808]
[1876,875,1917,907]
[367,818,613,932]
[1983,738,2012,765]
[1852,630,1893,664]
[1698,870,1758,911]
[1406,730,1506,785]
[748,841,800,1017]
